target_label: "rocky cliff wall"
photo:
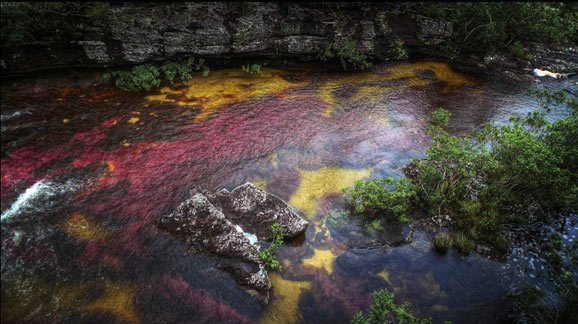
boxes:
[0,3,451,73]
[1,2,576,78]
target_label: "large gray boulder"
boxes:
[206,182,309,241]
[157,183,309,291]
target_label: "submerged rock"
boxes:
[157,183,308,291]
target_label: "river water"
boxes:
[1,62,576,324]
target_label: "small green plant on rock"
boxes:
[102,64,161,92]
[452,232,476,255]
[351,288,440,324]
[509,41,533,60]
[242,63,262,75]
[344,177,416,224]
[161,57,208,85]
[432,233,452,254]
[392,39,409,60]
[319,41,372,71]
[258,223,285,271]
[102,57,210,91]
[368,219,383,231]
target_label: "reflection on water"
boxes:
[1,62,575,323]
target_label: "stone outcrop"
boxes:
[205,182,308,241]
[157,182,308,291]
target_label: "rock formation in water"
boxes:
[157,182,308,291]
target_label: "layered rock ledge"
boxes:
[157,182,308,291]
[2,2,575,80]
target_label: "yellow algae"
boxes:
[431,304,449,312]
[145,68,306,122]
[377,270,393,286]
[385,62,481,93]
[313,62,482,117]
[246,289,260,298]
[302,248,339,274]
[107,162,115,173]
[377,115,389,125]
[63,118,70,123]
[288,166,372,220]
[259,272,311,324]
[270,153,279,169]
[2,275,137,324]
[314,225,324,235]
[65,212,108,241]
[252,179,267,191]
[128,117,140,124]
[80,283,138,324]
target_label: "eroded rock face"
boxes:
[157,183,308,291]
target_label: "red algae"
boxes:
[0,146,62,190]
[160,275,252,324]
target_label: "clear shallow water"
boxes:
[1,62,575,324]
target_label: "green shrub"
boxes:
[392,40,408,60]
[344,177,416,223]
[102,57,210,91]
[319,41,372,71]
[419,3,578,54]
[351,288,438,324]
[509,42,533,60]
[452,232,476,255]
[412,90,578,252]
[368,219,383,231]
[161,57,207,85]
[102,64,161,92]
[258,223,285,271]
[432,233,452,254]
[242,63,262,75]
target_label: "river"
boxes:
[1,62,576,323]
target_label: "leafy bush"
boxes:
[351,288,440,324]
[392,40,409,60]
[368,219,383,231]
[102,57,210,91]
[419,2,578,54]
[258,223,285,271]
[452,232,476,255]
[344,177,416,223]
[319,41,372,71]
[241,63,262,75]
[509,42,533,60]
[412,90,577,251]
[102,64,161,92]
[161,57,208,85]
[432,233,452,254]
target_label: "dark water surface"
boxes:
[1,63,575,324]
